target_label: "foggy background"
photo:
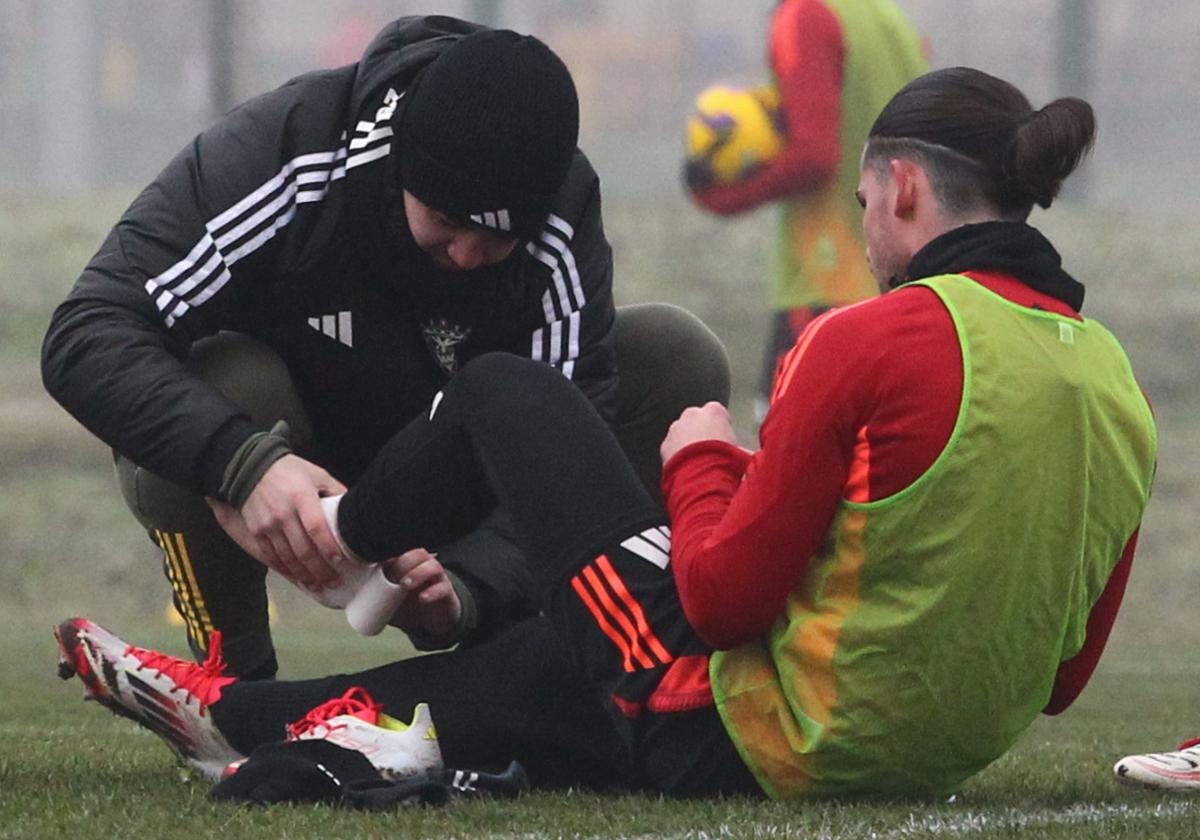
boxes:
[1,1,1197,210]
[1,2,1196,673]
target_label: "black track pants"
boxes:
[116,304,730,677]
[219,353,761,797]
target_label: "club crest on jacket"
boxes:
[421,318,471,376]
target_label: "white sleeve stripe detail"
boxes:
[164,301,189,327]
[525,217,588,375]
[619,533,671,569]
[549,319,563,366]
[214,180,297,252]
[145,150,353,322]
[550,267,571,323]
[144,89,404,330]
[567,310,580,367]
[527,240,580,325]
[165,248,225,300]
[207,151,326,232]
[526,242,560,274]
[537,235,573,316]
[146,154,336,301]
[222,202,298,267]
[151,198,298,319]
[296,170,336,186]
[186,265,234,309]
[346,144,391,170]
[528,245,564,318]
[547,213,574,240]
[539,230,584,311]
[348,125,393,149]
[142,233,217,293]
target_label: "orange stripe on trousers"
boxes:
[571,575,636,672]
[595,554,673,665]
[580,565,658,669]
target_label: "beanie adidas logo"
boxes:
[307,311,353,348]
[469,209,512,232]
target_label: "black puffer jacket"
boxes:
[43,15,617,496]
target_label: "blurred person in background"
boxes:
[41,15,730,680]
[57,67,1157,800]
[687,0,926,423]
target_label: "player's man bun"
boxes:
[866,67,1096,218]
[1006,96,1095,210]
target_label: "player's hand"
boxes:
[383,549,463,639]
[660,401,740,464]
[683,157,719,194]
[208,454,348,589]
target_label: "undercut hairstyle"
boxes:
[863,67,1096,221]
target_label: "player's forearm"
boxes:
[664,441,796,648]
[690,140,839,216]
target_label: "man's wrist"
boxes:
[218,420,294,508]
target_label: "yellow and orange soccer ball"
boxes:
[685,83,785,189]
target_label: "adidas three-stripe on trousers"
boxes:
[216,351,762,797]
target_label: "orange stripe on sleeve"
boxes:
[844,425,872,503]
[773,301,874,401]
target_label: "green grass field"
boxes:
[2,194,1198,837]
[2,621,1198,839]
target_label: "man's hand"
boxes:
[660,401,740,464]
[384,549,463,639]
[208,454,347,589]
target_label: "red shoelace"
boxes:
[1179,737,1200,751]
[288,686,383,739]
[125,630,236,711]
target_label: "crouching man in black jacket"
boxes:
[42,16,729,679]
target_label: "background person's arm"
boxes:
[688,0,844,215]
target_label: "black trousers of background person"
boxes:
[214,353,763,798]
[116,303,732,679]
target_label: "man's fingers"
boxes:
[209,498,288,577]
[298,500,347,566]
[416,577,454,603]
[276,516,340,589]
[384,549,439,584]
[263,530,310,586]
[394,558,444,593]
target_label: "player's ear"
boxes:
[888,158,922,218]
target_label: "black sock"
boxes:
[211,676,339,755]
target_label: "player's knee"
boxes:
[617,303,731,407]
[188,333,313,447]
[455,352,568,402]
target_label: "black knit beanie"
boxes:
[399,29,580,240]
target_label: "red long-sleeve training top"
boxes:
[662,273,1141,714]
